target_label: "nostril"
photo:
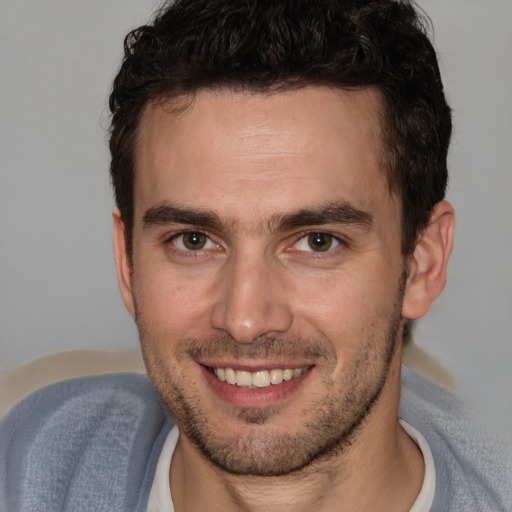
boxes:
[209,267,294,343]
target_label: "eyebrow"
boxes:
[271,201,374,232]
[142,201,374,233]
[143,204,227,231]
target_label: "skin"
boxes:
[113,87,454,511]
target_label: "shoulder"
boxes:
[400,366,512,511]
[0,373,173,511]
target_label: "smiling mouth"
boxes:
[206,366,309,389]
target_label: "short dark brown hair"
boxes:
[109,0,451,256]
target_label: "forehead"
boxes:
[134,87,394,229]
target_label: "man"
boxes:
[1,0,510,510]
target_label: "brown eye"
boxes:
[293,231,341,253]
[174,232,211,251]
[307,232,334,252]
[183,232,207,250]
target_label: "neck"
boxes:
[170,363,424,512]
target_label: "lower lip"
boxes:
[200,365,312,408]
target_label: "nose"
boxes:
[210,251,294,344]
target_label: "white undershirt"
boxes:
[147,426,179,512]
[399,419,436,512]
[147,420,435,512]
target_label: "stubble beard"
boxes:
[137,272,406,477]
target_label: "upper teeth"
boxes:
[212,367,307,388]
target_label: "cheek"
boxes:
[292,267,402,344]
[132,266,216,342]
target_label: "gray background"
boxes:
[1,0,511,440]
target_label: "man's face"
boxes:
[120,87,409,476]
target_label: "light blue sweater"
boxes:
[1,367,510,511]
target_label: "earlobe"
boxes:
[112,209,136,318]
[402,201,455,320]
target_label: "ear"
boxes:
[112,209,136,318]
[402,201,455,320]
